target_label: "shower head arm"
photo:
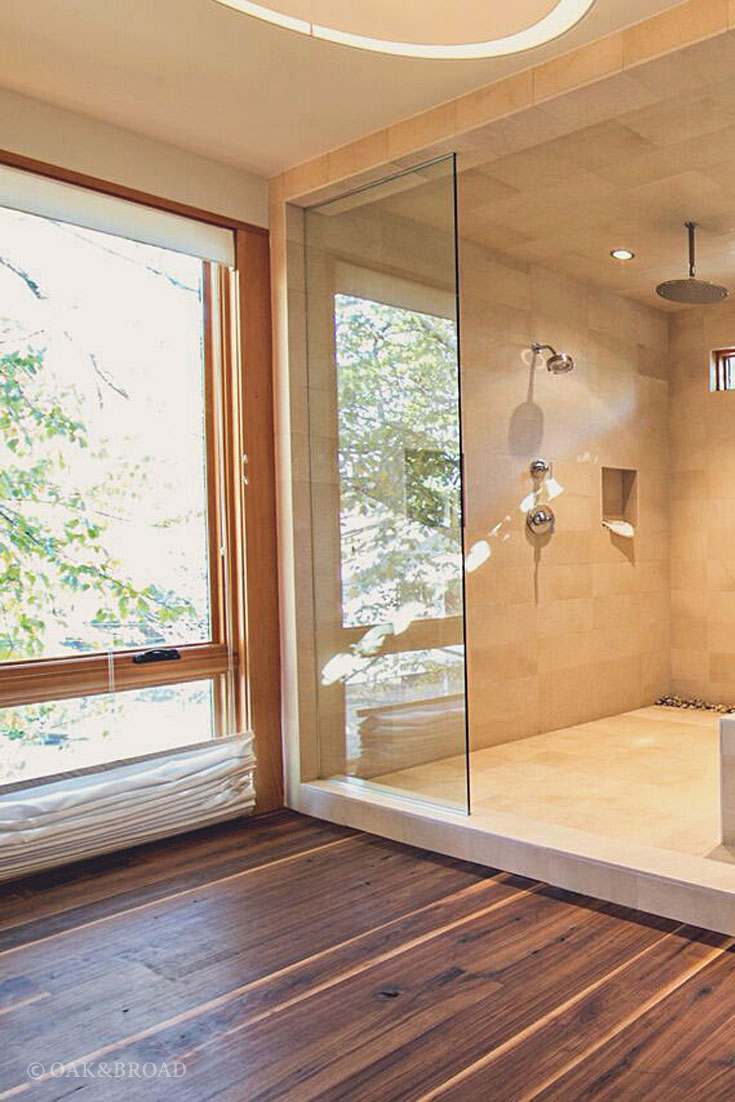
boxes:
[656,220,728,304]
[530,342,575,373]
[686,221,698,278]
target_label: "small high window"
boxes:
[711,347,735,391]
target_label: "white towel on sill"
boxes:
[0,735,255,882]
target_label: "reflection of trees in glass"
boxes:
[335,294,462,628]
[404,448,461,529]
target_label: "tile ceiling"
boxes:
[377,33,735,313]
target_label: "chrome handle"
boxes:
[526,505,555,535]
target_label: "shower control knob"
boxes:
[529,458,550,479]
[527,505,555,536]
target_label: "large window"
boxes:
[0,199,244,786]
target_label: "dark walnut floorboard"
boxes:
[0,810,355,945]
[1,809,735,1100]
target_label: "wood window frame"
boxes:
[711,346,735,392]
[0,150,282,812]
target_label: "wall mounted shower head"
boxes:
[656,222,728,305]
[531,343,575,373]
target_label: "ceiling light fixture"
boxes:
[213,0,596,60]
[610,248,635,261]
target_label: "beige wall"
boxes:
[296,185,673,771]
[669,302,735,703]
[0,86,268,227]
[272,0,735,207]
[460,239,671,749]
[271,1,735,807]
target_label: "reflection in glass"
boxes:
[335,293,462,628]
[346,646,465,769]
[305,156,469,812]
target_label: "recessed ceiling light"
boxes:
[610,249,635,261]
[213,0,596,60]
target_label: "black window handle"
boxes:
[132,648,181,665]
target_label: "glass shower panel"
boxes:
[304,155,469,812]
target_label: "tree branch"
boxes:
[0,256,46,299]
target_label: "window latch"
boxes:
[132,648,181,665]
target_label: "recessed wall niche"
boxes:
[601,467,638,528]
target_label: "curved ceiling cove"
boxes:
[213,0,596,59]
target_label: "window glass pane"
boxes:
[726,354,735,390]
[334,293,462,629]
[0,680,217,786]
[0,207,211,661]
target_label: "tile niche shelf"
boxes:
[601,466,637,536]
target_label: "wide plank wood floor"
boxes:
[2,810,735,1099]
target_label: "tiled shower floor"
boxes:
[372,706,723,857]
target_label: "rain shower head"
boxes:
[531,343,575,373]
[656,222,728,305]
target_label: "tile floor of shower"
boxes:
[370,705,732,863]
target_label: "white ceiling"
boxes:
[0,0,684,178]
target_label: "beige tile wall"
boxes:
[269,2,735,834]
[272,0,735,207]
[669,301,735,703]
[299,186,672,764]
[269,200,322,800]
[460,237,672,749]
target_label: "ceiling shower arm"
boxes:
[687,220,698,278]
[656,220,728,304]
